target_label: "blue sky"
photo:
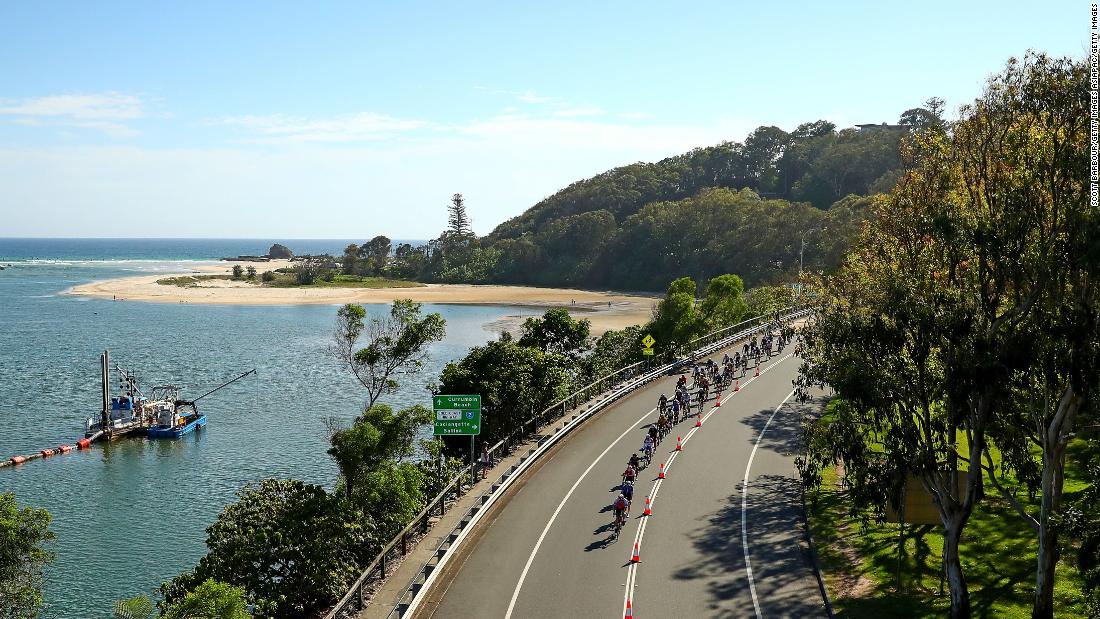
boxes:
[0,1,1086,238]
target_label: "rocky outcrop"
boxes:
[268,243,294,259]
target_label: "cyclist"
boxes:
[621,478,634,502]
[628,452,641,472]
[623,463,637,486]
[671,397,681,423]
[613,493,630,531]
[658,393,668,414]
[642,435,654,464]
[648,423,659,446]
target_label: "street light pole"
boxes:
[798,227,825,299]
[799,234,808,279]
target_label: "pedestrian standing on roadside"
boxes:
[479,444,491,479]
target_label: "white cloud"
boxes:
[552,106,604,118]
[620,111,655,120]
[210,112,428,143]
[517,90,557,104]
[0,92,147,137]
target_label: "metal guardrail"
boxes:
[324,308,806,619]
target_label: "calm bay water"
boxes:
[0,239,536,618]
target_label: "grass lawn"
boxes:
[156,273,424,289]
[808,462,1089,618]
[262,273,424,288]
[156,274,233,287]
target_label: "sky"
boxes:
[0,1,1088,238]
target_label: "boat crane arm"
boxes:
[187,369,257,403]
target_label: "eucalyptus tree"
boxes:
[951,52,1096,619]
[331,300,447,409]
[799,52,1095,618]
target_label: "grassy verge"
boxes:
[261,273,425,288]
[155,273,424,289]
[808,465,1088,618]
[155,275,235,287]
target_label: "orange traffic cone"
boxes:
[658,463,666,479]
[754,365,760,377]
[715,392,722,407]
[675,436,683,451]
[695,414,702,427]
[625,599,634,618]
[735,379,740,392]
[643,496,652,516]
[631,542,641,562]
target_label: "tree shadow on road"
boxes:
[670,474,827,617]
[738,395,829,458]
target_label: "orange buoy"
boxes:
[57,445,73,453]
[77,438,91,450]
[41,449,55,457]
[10,456,26,465]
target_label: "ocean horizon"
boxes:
[0,237,428,263]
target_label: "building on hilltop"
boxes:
[856,122,907,132]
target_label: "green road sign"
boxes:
[433,394,482,435]
[642,334,656,348]
[642,348,654,356]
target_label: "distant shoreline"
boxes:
[65,260,658,335]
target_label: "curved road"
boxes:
[415,338,828,618]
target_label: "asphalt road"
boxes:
[417,339,827,619]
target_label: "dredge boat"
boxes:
[145,386,206,439]
[84,350,253,441]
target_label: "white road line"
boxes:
[741,387,797,618]
[503,404,657,619]
[623,352,795,616]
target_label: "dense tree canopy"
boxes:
[162,479,367,619]
[162,580,249,619]
[518,307,592,358]
[328,403,433,499]
[0,493,54,619]
[437,338,574,446]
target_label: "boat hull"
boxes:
[147,415,206,439]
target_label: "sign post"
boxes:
[433,394,482,470]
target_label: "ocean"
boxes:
[0,239,539,617]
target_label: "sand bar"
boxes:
[66,260,658,335]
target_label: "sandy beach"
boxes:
[67,260,658,335]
